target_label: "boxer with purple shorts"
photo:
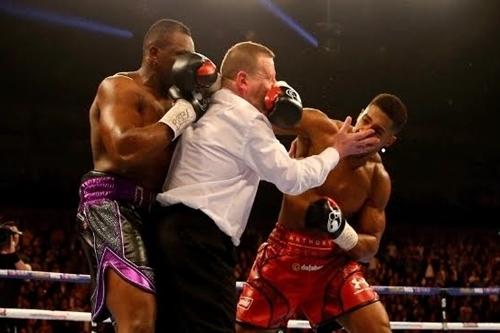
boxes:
[76,18,217,333]
[77,171,156,322]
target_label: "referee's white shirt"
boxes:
[157,88,340,246]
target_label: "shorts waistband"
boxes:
[268,224,339,256]
[79,171,156,211]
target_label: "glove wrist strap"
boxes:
[159,99,196,140]
[332,222,358,251]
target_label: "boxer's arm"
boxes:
[97,77,175,167]
[276,108,326,159]
[276,108,378,159]
[347,165,391,262]
[273,107,332,137]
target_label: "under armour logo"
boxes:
[352,277,368,290]
[238,296,253,310]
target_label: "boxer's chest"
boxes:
[141,94,174,124]
[318,163,372,218]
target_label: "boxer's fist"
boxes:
[304,198,358,251]
[161,53,219,139]
[168,85,209,120]
[264,81,302,128]
[169,52,219,117]
[305,198,345,234]
[171,52,219,93]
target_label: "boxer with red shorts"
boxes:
[238,224,379,331]
[237,94,408,333]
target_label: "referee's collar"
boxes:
[212,88,271,126]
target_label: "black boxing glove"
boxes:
[171,52,219,92]
[264,81,303,128]
[304,197,359,251]
[159,52,219,139]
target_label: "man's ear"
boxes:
[234,70,249,95]
[386,135,397,148]
[147,46,160,64]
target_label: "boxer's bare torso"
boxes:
[90,72,175,190]
[277,108,390,243]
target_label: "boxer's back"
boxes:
[278,109,383,229]
[90,72,175,190]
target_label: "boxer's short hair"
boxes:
[369,93,407,133]
[143,19,191,50]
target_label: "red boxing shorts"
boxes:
[236,224,379,330]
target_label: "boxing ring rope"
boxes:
[1,307,499,330]
[1,269,500,330]
[0,269,90,284]
[2,269,499,295]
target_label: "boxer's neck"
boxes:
[346,152,377,169]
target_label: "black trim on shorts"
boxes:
[316,299,382,332]
[317,266,380,333]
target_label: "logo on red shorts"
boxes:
[292,263,324,272]
[238,296,253,310]
[352,277,369,293]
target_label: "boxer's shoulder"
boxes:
[97,72,145,102]
[302,108,331,123]
[331,119,343,131]
[111,71,135,80]
[362,155,386,175]
[301,108,339,134]
[369,152,382,163]
[370,160,391,195]
[303,107,326,115]
[104,72,139,89]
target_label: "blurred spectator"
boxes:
[0,220,32,333]
[0,216,92,333]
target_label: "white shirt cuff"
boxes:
[320,147,340,170]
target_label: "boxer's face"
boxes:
[156,31,195,87]
[354,104,396,153]
[246,55,276,112]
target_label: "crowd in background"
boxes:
[1,218,91,333]
[1,210,498,332]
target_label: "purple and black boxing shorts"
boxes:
[76,171,156,322]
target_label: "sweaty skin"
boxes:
[237,106,397,333]
[83,28,195,333]
[90,73,175,190]
[277,107,391,263]
[90,31,195,190]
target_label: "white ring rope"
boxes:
[1,270,499,330]
[0,269,90,283]
[1,269,498,296]
[0,308,499,330]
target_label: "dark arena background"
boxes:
[0,0,499,332]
